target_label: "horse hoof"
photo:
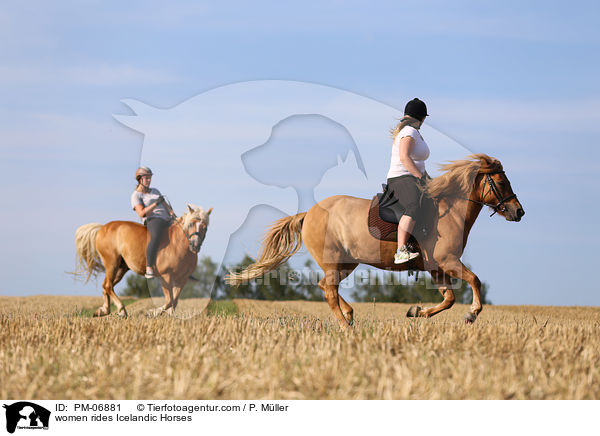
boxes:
[464,312,477,324]
[342,312,354,326]
[117,308,128,319]
[339,322,352,331]
[146,308,164,318]
[94,308,108,317]
[406,306,422,318]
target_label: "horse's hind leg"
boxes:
[407,270,455,319]
[337,264,358,325]
[95,273,115,317]
[108,260,129,318]
[319,264,357,329]
[94,256,127,318]
[94,283,111,317]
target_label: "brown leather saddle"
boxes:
[367,184,435,244]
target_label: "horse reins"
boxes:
[464,170,518,216]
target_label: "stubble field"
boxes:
[1,296,599,399]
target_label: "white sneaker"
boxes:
[394,247,420,264]
[145,268,156,279]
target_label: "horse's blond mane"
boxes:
[425,154,502,200]
[179,204,210,228]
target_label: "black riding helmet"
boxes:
[404,98,428,121]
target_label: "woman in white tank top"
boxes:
[387,98,430,264]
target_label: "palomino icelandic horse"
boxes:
[74,205,212,318]
[226,154,524,328]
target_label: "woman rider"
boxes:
[131,167,174,278]
[387,98,430,264]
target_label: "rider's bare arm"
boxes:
[134,202,158,218]
[398,136,423,178]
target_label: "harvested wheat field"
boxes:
[1,295,599,399]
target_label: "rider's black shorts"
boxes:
[386,175,421,220]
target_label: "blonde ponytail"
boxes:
[390,115,422,140]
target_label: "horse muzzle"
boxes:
[506,206,525,222]
[514,207,525,222]
[188,233,206,253]
[189,239,202,253]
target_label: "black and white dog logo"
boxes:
[3,402,50,433]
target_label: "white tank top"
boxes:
[387,125,430,179]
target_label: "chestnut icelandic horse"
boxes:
[74,205,212,318]
[226,154,524,328]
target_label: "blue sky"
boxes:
[1,1,599,305]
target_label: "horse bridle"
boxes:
[164,197,206,253]
[177,219,206,253]
[469,170,518,216]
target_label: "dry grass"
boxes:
[1,296,599,399]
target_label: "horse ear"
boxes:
[187,204,194,213]
[207,207,213,215]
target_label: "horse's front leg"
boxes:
[160,281,175,315]
[407,270,455,319]
[462,265,482,323]
[438,259,483,323]
[162,286,182,317]
[147,278,174,317]
[171,286,183,311]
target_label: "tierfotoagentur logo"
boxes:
[2,402,50,433]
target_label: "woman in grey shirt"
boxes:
[131,166,174,278]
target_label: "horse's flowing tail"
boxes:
[72,223,104,283]
[225,212,307,285]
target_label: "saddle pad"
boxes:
[368,196,398,242]
[367,194,434,251]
